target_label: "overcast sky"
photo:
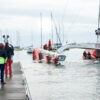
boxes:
[0,0,99,47]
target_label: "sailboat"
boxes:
[14,31,21,50]
[81,1,100,60]
[50,12,62,50]
[31,13,66,65]
[57,0,100,60]
[27,32,34,54]
[27,46,34,54]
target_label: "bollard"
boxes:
[56,56,59,64]
[52,58,56,64]
[46,55,50,64]
[32,51,36,60]
[55,56,58,65]
[52,56,58,65]
[38,52,42,63]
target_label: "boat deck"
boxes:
[0,62,27,100]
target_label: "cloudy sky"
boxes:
[0,0,99,47]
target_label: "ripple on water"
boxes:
[14,50,100,100]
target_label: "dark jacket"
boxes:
[0,47,7,64]
[5,44,14,59]
[0,48,7,59]
[10,45,14,56]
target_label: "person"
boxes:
[48,40,51,51]
[5,42,14,78]
[43,44,47,50]
[83,51,87,59]
[87,52,91,59]
[0,43,7,84]
[9,44,14,63]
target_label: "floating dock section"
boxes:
[0,62,28,100]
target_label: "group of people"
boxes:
[83,51,91,59]
[0,42,14,85]
[43,40,51,50]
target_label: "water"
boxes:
[14,49,100,100]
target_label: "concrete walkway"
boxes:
[0,62,27,100]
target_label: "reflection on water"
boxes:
[14,50,100,100]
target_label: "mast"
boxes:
[95,0,100,43]
[59,23,60,43]
[55,26,62,44]
[40,13,42,48]
[62,23,64,44]
[0,30,2,42]
[31,31,33,48]
[51,12,53,45]
[97,0,100,43]
[98,0,100,28]
[16,31,20,47]
[51,14,62,45]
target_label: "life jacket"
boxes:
[0,57,7,64]
[0,47,7,64]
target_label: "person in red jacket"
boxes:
[5,42,14,78]
[48,40,51,51]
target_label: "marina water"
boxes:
[14,49,100,100]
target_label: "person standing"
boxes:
[0,43,7,84]
[83,51,87,59]
[9,43,14,63]
[5,42,14,78]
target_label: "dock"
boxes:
[0,62,27,100]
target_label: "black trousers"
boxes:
[0,64,5,82]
